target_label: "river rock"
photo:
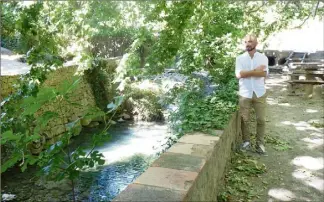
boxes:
[121,113,131,120]
[86,121,100,128]
[91,116,104,122]
[117,118,125,122]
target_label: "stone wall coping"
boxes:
[113,112,241,201]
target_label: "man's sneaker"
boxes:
[240,141,251,152]
[256,144,266,155]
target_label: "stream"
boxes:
[1,69,215,202]
[1,121,173,202]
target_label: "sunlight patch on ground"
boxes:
[265,83,287,89]
[267,97,279,105]
[310,132,324,137]
[281,120,292,125]
[281,121,323,132]
[266,96,293,107]
[306,109,319,113]
[292,156,324,171]
[302,137,324,149]
[292,169,314,180]
[307,119,323,124]
[265,76,288,85]
[293,168,324,192]
[278,103,291,107]
[268,188,296,201]
[306,176,324,192]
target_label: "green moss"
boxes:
[84,58,117,111]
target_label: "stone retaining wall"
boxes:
[1,59,119,153]
[113,111,242,201]
[31,66,97,152]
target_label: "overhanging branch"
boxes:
[293,0,320,29]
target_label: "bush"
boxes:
[168,77,238,135]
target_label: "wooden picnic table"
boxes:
[289,63,324,71]
[291,62,324,66]
[286,63,324,98]
[288,59,324,63]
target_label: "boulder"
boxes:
[121,113,131,120]
[81,117,92,126]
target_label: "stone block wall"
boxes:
[0,63,116,153]
[113,111,242,201]
[1,58,122,155]
[31,66,98,152]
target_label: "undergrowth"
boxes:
[218,153,267,202]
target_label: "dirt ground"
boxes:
[222,73,324,202]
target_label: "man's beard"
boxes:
[246,46,255,51]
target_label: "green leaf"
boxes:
[55,171,66,182]
[36,87,57,103]
[83,107,106,120]
[114,95,124,107]
[22,102,42,116]
[58,76,81,95]
[21,96,37,107]
[98,159,105,165]
[47,141,63,153]
[34,111,59,134]
[26,134,41,142]
[1,130,21,144]
[1,155,21,173]
[21,154,38,172]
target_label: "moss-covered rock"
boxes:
[124,87,164,122]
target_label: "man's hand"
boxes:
[240,65,267,78]
[255,65,266,71]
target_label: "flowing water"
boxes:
[1,121,173,202]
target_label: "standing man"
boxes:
[235,34,269,154]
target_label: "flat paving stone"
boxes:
[134,167,198,191]
[178,133,220,145]
[151,152,205,172]
[113,183,186,201]
[167,142,215,158]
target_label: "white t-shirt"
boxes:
[235,52,269,98]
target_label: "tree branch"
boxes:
[286,0,320,29]
[313,0,320,17]
[292,1,319,29]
